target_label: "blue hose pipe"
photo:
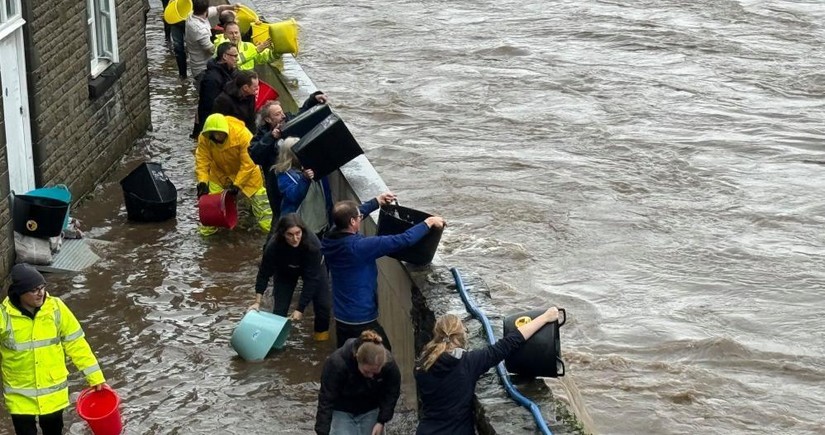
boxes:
[450,267,553,435]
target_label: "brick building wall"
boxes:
[0,0,151,279]
[24,0,151,194]
[0,78,10,280]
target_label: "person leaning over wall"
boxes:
[414,308,560,434]
[0,264,108,435]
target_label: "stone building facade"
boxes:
[0,0,151,277]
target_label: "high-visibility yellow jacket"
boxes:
[196,114,263,197]
[0,295,105,415]
[213,35,276,71]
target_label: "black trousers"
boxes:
[272,277,331,333]
[335,319,392,351]
[11,409,63,435]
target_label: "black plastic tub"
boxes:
[120,162,177,222]
[376,203,442,265]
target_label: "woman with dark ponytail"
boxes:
[315,330,401,435]
[414,307,560,434]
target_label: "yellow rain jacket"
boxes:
[196,114,263,198]
[0,295,105,415]
[213,35,275,71]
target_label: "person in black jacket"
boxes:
[249,92,329,221]
[192,42,237,138]
[212,70,259,133]
[414,307,560,435]
[316,330,400,435]
[249,213,331,341]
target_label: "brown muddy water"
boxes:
[3,0,824,434]
[261,0,825,434]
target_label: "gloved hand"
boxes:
[226,184,241,196]
[196,182,209,198]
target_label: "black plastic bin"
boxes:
[281,103,332,138]
[292,113,364,179]
[120,162,177,222]
[503,308,566,378]
[12,195,70,238]
[376,203,443,265]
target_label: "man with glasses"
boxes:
[0,264,107,435]
[322,192,446,350]
[193,42,239,138]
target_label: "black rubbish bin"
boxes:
[281,103,332,139]
[503,308,566,378]
[376,203,443,265]
[292,113,363,179]
[120,162,177,222]
[12,195,70,238]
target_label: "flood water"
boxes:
[3,0,823,434]
[262,0,825,434]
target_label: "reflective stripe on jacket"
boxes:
[0,296,105,415]
[213,35,275,70]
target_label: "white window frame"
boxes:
[0,0,22,31]
[87,0,119,78]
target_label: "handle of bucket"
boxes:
[557,308,566,327]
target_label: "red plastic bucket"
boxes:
[76,386,123,435]
[255,80,279,111]
[198,191,238,229]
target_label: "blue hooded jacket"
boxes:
[321,198,430,324]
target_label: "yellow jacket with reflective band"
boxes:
[0,295,105,415]
[196,115,263,197]
[213,35,276,71]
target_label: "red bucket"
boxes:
[77,386,123,435]
[198,191,238,229]
[255,80,279,111]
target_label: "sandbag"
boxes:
[14,232,52,265]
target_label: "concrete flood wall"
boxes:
[259,55,584,434]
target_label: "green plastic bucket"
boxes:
[230,311,291,361]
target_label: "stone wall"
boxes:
[0,76,11,281]
[23,0,151,195]
[0,0,151,278]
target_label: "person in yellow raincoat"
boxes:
[213,22,274,71]
[196,113,273,235]
[0,263,107,435]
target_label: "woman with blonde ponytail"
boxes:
[414,307,560,434]
[316,330,401,435]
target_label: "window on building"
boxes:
[86,0,119,78]
[0,0,21,24]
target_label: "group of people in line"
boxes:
[0,3,561,434]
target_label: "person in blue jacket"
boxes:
[414,308,560,434]
[274,137,333,238]
[321,192,446,350]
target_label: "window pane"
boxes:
[6,0,16,18]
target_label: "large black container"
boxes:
[503,308,566,378]
[376,203,443,265]
[12,195,70,238]
[120,162,177,222]
[292,113,364,179]
[281,103,332,138]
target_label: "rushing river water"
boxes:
[2,0,823,434]
[263,0,825,434]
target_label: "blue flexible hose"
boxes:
[450,267,553,435]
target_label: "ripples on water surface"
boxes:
[2,0,822,434]
[267,0,825,433]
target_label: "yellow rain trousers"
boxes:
[196,114,272,235]
[198,180,272,236]
[213,35,276,71]
[0,296,105,415]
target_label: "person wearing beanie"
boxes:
[1,263,107,435]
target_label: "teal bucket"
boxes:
[25,185,71,229]
[230,311,291,361]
